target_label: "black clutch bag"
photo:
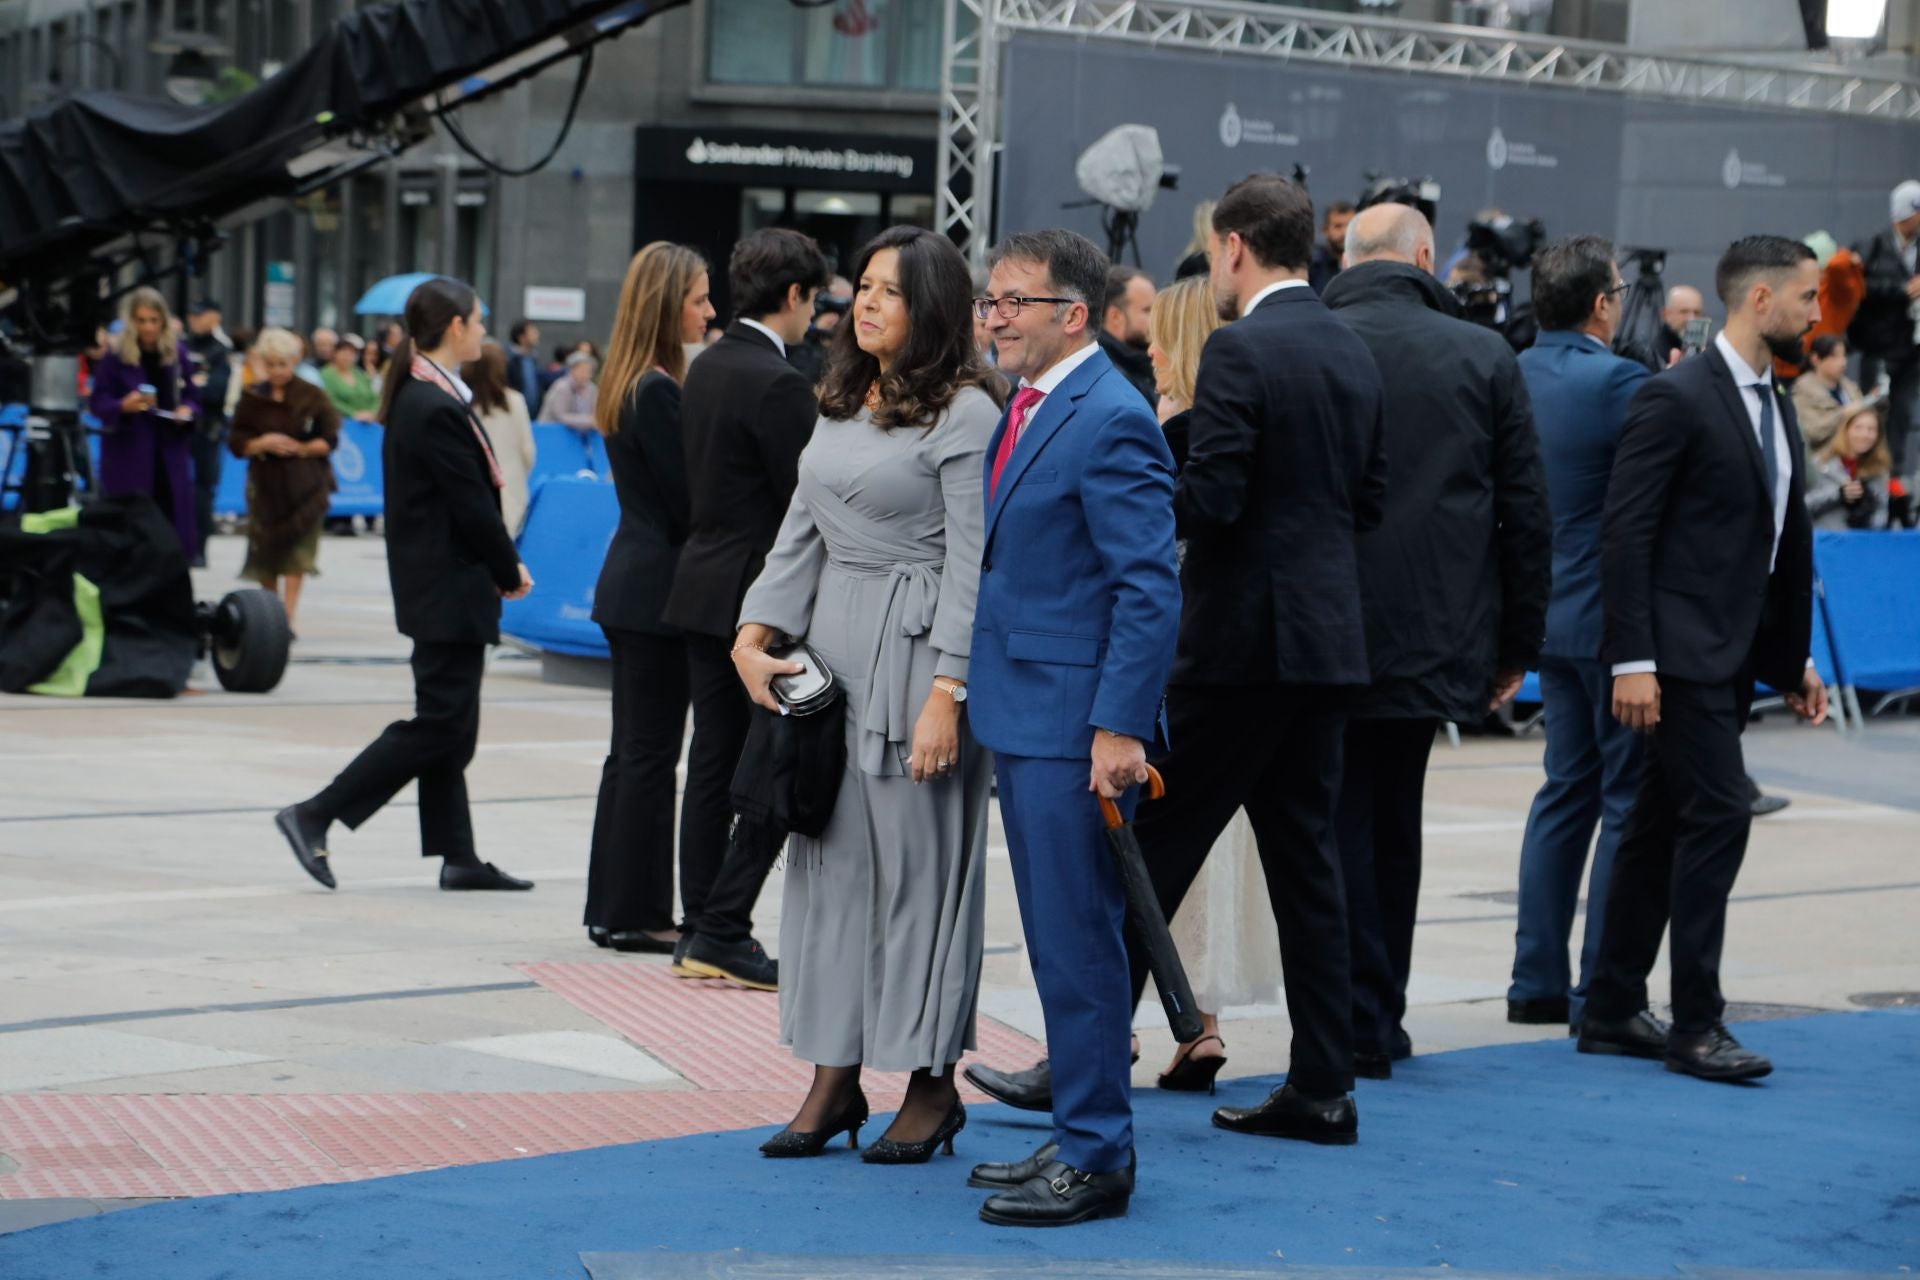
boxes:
[768,640,837,717]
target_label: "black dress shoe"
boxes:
[1750,792,1791,817]
[979,1158,1134,1228]
[608,930,678,955]
[438,861,534,891]
[1212,1082,1358,1145]
[964,1059,1052,1112]
[274,803,335,889]
[1390,1026,1413,1061]
[862,1099,966,1164]
[1354,1052,1392,1081]
[968,1140,1061,1190]
[587,927,611,949]
[759,1091,869,1157]
[1666,1025,1773,1082]
[1576,1009,1672,1060]
[678,933,777,991]
[1507,996,1571,1025]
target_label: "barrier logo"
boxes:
[1723,149,1743,190]
[333,435,365,484]
[1722,148,1786,190]
[1487,126,1509,171]
[1220,104,1243,149]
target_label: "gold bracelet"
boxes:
[730,642,766,657]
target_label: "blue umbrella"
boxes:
[353,274,490,317]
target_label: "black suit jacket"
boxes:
[382,376,522,645]
[593,371,690,635]
[661,324,818,639]
[1173,286,1389,687]
[1600,345,1813,692]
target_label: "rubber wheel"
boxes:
[210,589,291,693]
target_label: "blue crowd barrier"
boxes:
[1814,530,1920,721]
[214,419,385,520]
[528,422,602,492]
[501,476,617,658]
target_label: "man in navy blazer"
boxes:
[965,229,1180,1228]
[1506,236,1651,1033]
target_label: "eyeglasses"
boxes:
[1603,283,1630,300]
[972,296,1077,321]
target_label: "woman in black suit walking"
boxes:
[583,242,716,952]
[275,277,536,892]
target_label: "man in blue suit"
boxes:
[1507,235,1651,1031]
[964,229,1180,1228]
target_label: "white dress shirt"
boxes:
[740,317,787,357]
[1023,337,1104,398]
[1242,277,1312,316]
[1611,333,1794,678]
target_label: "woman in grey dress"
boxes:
[733,226,1006,1163]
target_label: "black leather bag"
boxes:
[768,639,836,717]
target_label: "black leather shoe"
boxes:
[1750,792,1791,817]
[608,930,678,955]
[679,933,777,991]
[1212,1083,1358,1145]
[979,1157,1134,1228]
[1666,1025,1773,1082]
[1577,1009,1671,1060]
[968,1140,1061,1190]
[438,861,534,891]
[587,927,611,949]
[1354,1052,1392,1080]
[1508,996,1571,1025]
[275,803,335,889]
[863,1099,966,1164]
[964,1059,1052,1112]
[759,1091,869,1157]
[1390,1026,1413,1061]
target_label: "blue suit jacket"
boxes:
[968,347,1181,761]
[1516,329,1650,661]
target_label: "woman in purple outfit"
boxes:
[88,287,202,555]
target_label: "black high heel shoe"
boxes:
[861,1097,966,1164]
[759,1090,870,1158]
[1157,1034,1228,1095]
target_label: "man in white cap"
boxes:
[1847,180,1920,475]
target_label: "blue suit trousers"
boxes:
[994,753,1135,1174]
[1508,655,1645,1023]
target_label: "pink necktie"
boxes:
[990,386,1047,499]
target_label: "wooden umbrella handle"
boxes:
[1098,764,1166,830]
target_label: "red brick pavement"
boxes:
[0,962,1042,1200]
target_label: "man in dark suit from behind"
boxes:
[1580,235,1828,1083]
[1848,180,1920,477]
[661,227,829,990]
[1505,236,1651,1033]
[1095,265,1159,410]
[1320,203,1551,1077]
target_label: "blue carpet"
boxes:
[2,1011,1914,1279]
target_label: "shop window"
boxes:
[707,0,943,92]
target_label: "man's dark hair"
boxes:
[189,298,222,316]
[1101,265,1150,319]
[731,227,832,320]
[1212,173,1315,272]
[1531,235,1618,332]
[1809,332,1846,361]
[1715,235,1816,309]
[988,229,1110,317]
[1323,200,1356,225]
[509,320,535,344]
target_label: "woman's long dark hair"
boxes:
[375,276,479,424]
[462,342,510,416]
[818,226,1005,429]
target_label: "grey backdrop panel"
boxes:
[997,35,1920,312]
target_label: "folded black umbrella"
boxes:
[1100,766,1204,1045]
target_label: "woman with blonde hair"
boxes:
[583,242,716,953]
[88,287,202,554]
[228,328,341,633]
[1174,200,1217,281]
[1132,271,1282,1093]
[1808,399,1896,530]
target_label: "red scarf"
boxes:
[412,354,504,489]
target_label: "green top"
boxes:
[321,364,380,419]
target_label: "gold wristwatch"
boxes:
[933,677,968,704]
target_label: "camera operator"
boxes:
[787,275,852,387]
[184,300,235,568]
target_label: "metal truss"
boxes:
[940,0,1920,268]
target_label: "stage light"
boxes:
[1827,0,1888,40]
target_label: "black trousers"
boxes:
[313,640,485,859]
[1586,675,1754,1034]
[1335,717,1439,1056]
[1124,684,1356,1098]
[585,628,690,933]
[188,417,225,562]
[680,632,768,941]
